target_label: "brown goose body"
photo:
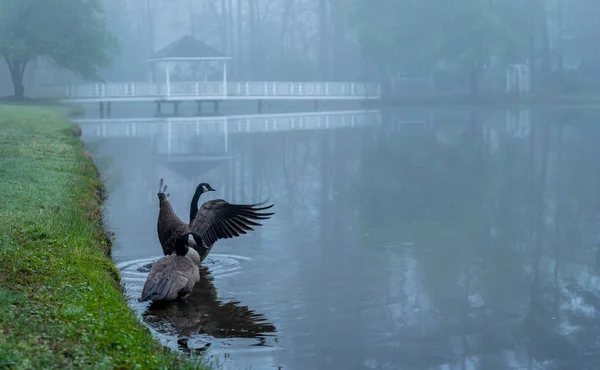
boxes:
[157,191,191,256]
[140,255,200,301]
[140,233,202,302]
[156,179,275,262]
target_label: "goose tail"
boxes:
[157,178,170,202]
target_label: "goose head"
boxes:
[174,232,203,265]
[196,182,215,195]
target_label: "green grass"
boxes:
[0,105,208,369]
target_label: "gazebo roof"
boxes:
[147,35,231,62]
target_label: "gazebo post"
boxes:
[165,61,171,97]
[222,60,227,97]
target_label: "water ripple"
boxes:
[116,253,253,289]
[115,253,277,357]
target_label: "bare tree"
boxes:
[317,0,329,80]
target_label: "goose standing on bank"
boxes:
[139,232,205,302]
[156,178,275,262]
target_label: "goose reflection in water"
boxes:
[138,263,276,343]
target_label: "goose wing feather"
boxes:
[189,199,274,259]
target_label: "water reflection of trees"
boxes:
[226,125,380,369]
[84,109,600,368]
[350,108,600,369]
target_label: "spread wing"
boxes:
[190,199,274,253]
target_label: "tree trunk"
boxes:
[205,0,227,59]
[188,0,196,36]
[248,0,258,79]
[236,0,243,78]
[144,0,156,81]
[227,0,234,71]
[528,0,544,92]
[280,0,292,66]
[539,7,552,91]
[220,0,228,54]
[556,0,564,73]
[329,0,343,80]
[318,0,329,80]
[5,57,28,99]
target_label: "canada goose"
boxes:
[156,178,275,262]
[156,178,208,255]
[139,232,205,302]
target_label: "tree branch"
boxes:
[4,55,14,71]
[20,3,34,23]
[204,0,226,48]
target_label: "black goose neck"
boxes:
[175,237,189,256]
[189,187,203,222]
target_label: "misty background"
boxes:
[5,1,600,369]
[2,0,600,98]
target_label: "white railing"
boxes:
[34,81,381,100]
[79,110,381,138]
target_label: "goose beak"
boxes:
[207,185,215,191]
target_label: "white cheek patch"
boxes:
[187,234,198,248]
[202,185,208,192]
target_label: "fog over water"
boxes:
[78,106,600,369]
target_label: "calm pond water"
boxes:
[81,106,600,370]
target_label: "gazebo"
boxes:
[145,35,231,98]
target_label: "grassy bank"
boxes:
[0,105,205,369]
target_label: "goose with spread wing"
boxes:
[156,178,274,262]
